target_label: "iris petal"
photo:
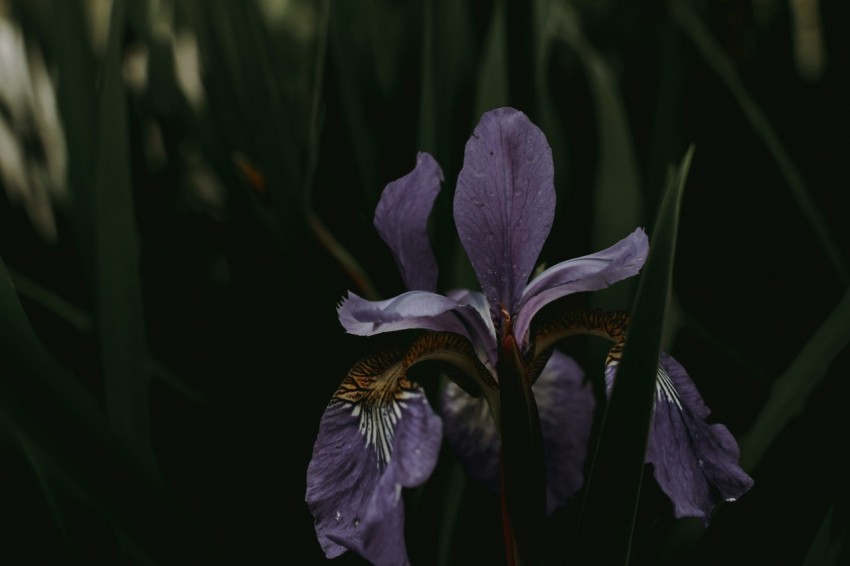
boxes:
[446,289,498,372]
[454,108,555,322]
[306,352,442,564]
[514,228,648,346]
[338,290,469,337]
[605,354,754,523]
[374,152,444,292]
[535,352,595,514]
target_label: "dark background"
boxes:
[1,0,848,563]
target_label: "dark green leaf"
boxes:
[575,147,693,564]
[740,288,850,470]
[93,0,151,442]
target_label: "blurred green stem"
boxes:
[7,267,205,404]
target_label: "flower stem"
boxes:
[499,455,522,566]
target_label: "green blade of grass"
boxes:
[0,257,155,482]
[33,0,98,266]
[472,0,509,122]
[93,0,151,442]
[803,503,850,566]
[303,0,378,300]
[10,422,75,557]
[575,147,693,564]
[1,254,204,560]
[671,1,849,285]
[740,288,850,470]
[328,1,380,206]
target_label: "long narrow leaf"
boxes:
[575,147,693,564]
[1,256,200,560]
[740,288,850,470]
[93,0,151,442]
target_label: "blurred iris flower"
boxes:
[306,108,752,565]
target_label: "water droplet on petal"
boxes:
[698,458,705,468]
[354,518,360,527]
[335,511,341,522]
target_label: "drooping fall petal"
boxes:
[306,352,442,565]
[605,354,754,523]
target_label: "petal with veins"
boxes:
[454,108,555,322]
[306,352,442,564]
[374,152,443,292]
[514,229,648,346]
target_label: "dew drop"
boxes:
[354,518,361,527]
[698,458,705,468]
[724,497,737,503]
[335,511,341,522]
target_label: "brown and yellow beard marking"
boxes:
[332,351,414,468]
[535,309,630,344]
[529,309,630,376]
[334,350,412,407]
[330,332,494,468]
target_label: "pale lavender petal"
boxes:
[306,357,442,564]
[534,351,595,514]
[446,289,498,372]
[454,108,555,322]
[605,355,754,524]
[440,351,593,515]
[514,229,648,347]
[338,290,470,337]
[374,152,444,292]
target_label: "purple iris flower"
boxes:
[306,108,752,565]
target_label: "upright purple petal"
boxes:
[454,108,555,321]
[514,229,648,346]
[605,354,754,523]
[374,152,444,292]
[338,290,470,337]
[440,351,593,514]
[306,353,442,564]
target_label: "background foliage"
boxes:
[1,0,848,563]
